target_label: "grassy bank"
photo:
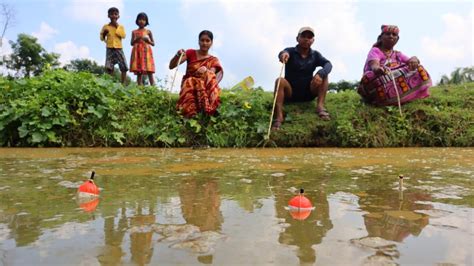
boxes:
[0,69,472,147]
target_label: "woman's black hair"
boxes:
[135,12,149,26]
[199,30,213,41]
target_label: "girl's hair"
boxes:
[199,30,213,41]
[135,12,149,26]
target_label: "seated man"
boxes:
[272,26,333,130]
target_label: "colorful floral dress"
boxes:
[176,49,223,118]
[358,47,431,106]
[130,29,155,74]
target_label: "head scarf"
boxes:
[381,25,399,34]
[373,25,400,47]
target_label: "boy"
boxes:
[100,7,128,84]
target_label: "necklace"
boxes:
[381,48,393,57]
[381,48,393,67]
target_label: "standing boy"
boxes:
[100,7,128,84]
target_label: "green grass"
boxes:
[0,70,472,147]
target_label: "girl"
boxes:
[169,30,223,118]
[130,12,155,86]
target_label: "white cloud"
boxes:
[330,57,349,79]
[421,11,473,61]
[0,38,12,56]
[54,41,92,64]
[0,38,14,76]
[64,0,125,25]
[32,22,59,44]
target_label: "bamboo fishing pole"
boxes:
[398,175,404,201]
[169,52,185,93]
[387,68,403,117]
[265,63,285,140]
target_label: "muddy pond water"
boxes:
[0,148,472,265]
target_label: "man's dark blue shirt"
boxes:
[280,46,332,95]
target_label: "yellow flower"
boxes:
[243,101,251,109]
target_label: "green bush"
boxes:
[0,70,472,147]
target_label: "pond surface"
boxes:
[0,148,472,265]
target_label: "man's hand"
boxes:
[102,29,109,39]
[279,52,289,64]
[311,74,323,87]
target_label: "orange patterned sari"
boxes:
[177,50,223,118]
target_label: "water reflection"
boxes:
[0,148,472,265]
[179,177,223,232]
[9,214,41,247]
[359,189,431,242]
[179,176,223,264]
[98,206,128,265]
[273,178,333,264]
[77,197,100,212]
[129,203,156,265]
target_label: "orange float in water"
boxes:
[77,171,99,198]
[288,188,314,220]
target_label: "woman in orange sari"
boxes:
[169,30,223,118]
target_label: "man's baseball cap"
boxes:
[298,26,315,36]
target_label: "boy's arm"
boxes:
[115,25,126,39]
[100,26,108,41]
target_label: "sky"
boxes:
[0,0,472,91]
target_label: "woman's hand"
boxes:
[370,60,386,75]
[169,49,186,69]
[176,49,185,58]
[372,66,386,75]
[408,56,420,71]
[197,66,208,74]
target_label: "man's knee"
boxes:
[275,77,288,91]
[275,77,287,85]
[311,76,329,89]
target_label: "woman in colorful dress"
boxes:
[130,12,155,86]
[358,25,431,106]
[169,30,223,118]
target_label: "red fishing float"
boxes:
[77,171,99,198]
[288,188,313,220]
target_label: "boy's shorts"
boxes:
[105,48,128,72]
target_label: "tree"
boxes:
[0,2,15,47]
[63,58,105,75]
[439,67,474,85]
[328,80,359,92]
[1,33,60,77]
